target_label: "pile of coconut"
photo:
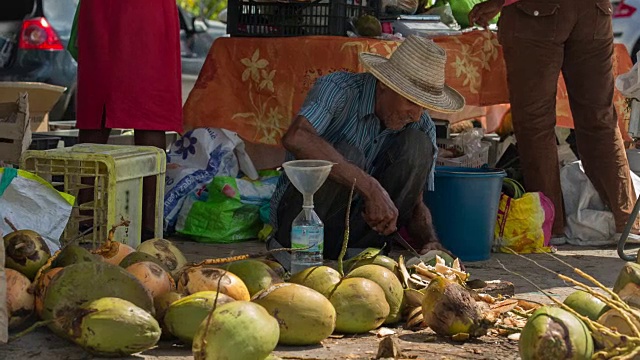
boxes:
[17,215,632,360]
[508,258,640,360]
[4,213,516,359]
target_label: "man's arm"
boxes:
[468,0,507,28]
[283,116,399,235]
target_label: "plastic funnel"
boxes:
[282,160,334,197]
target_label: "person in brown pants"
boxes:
[470,0,637,237]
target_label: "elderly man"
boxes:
[268,36,465,260]
[470,0,637,239]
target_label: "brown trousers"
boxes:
[498,0,636,234]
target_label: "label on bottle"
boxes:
[291,226,324,252]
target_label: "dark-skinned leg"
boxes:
[77,109,111,227]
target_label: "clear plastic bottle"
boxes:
[290,206,324,274]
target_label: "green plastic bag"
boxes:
[440,0,500,28]
[67,0,80,61]
[177,171,280,243]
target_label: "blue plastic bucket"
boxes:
[424,166,506,262]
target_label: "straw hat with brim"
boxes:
[359,35,465,114]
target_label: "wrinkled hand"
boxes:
[468,0,505,28]
[363,186,398,236]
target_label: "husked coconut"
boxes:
[126,261,174,298]
[41,262,153,337]
[192,301,279,360]
[164,291,235,344]
[253,283,336,345]
[4,229,51,280]
[177,266,250,301]
[289,266,342,298]
[222,260,283,297]
[67,297,161,357]
[6,268,34,329]
[329,278,390,334]
[520,306,593,360]
[347,264,404,324]
[137,238,188,278]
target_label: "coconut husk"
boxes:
[613,262,640,294]
[0,229,8,344]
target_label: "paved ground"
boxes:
[1,239,636,360]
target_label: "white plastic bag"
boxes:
[560,161,640,246]
[616,51,640,99]
[0,168,75,252]
[164,128,258,231]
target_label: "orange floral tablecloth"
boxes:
[184,31,633,145]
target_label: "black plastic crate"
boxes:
[29,135,61,150]
[227,0,378,37]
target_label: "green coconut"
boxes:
[192,301,280,360]
[422,277,488,338]
[41,261,154,337]
[67,297,161,357]
[119,251,169,272]
[563,290,608,321]
[346,264,404,324]
[164,291,235,344]
[154,291,184,340]
[51,244,99,268]
[137,238,188,278]
[4,230,51,280]
[289,266,342,298]
[253,283,336,345]
[355,14,382,37]
[613,262,640,308]
[520,306,594,360]
[329,278,390,334]
[221,259,283,296]
[260,259,287,279]
[350,255,399,276]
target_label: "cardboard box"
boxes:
[0,93,31,165]
[0,82,66,133]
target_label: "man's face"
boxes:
[376,83,425,130]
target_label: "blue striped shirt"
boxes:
[270,72,438,228]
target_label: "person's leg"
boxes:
[561,1,637,233]
[275,142,367,259]
[349,128,432,250]
[497,4,567,235]
[134,130,167,239]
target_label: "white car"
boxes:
[612,0,640,62]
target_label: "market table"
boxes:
[183,31,633,145]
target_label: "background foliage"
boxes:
[177,0,227,20]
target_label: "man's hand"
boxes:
[362,185,399,236]
[468,0,505,28]
[283,116,399,236]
